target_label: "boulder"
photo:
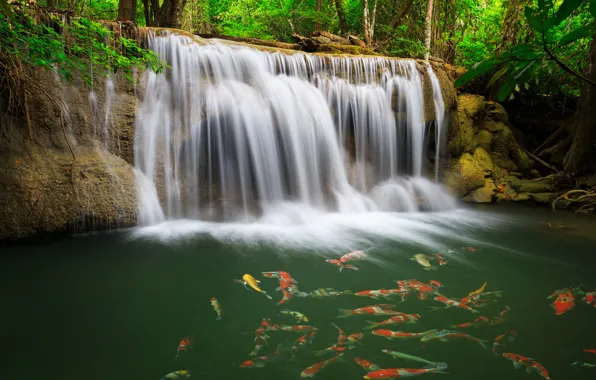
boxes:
[444,153,486,198]
[530,192,556,204]
[472,147,494,174]
[510,177,555,193]
[473,130,493,152]
[464,179,496,203]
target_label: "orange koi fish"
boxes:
[175,336,192,359]
[492,330,516,355]
[552,291,575,315]
[433,295,479,314]
[372,329,435,340]
[293,331,316,351]
[325,258,359,272]
[250,328,269,356]
[354,358,382,372]
[584,349,596,354]
[420,329,488,348]
[502,353,551,380]
[583,292,596,307]
[364,314,420,330]
[300,353,343,378]
[337,305,402,318]
[364,363,448,379]
[435,253,448,266]
[449,316,490,329]
[240,345,283,368]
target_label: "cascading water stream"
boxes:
[426,63,446,182]
[132,33,471,247]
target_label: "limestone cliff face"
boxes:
[0,68,138,241]
[444,93,558,204]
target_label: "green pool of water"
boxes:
[2,204,596,380]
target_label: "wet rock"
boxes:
[464,179,496,203]
[481,120,506,133]
[530,192,556,204]
[474,130,493,152]
[472,147,494,174]
[512,192,531,201]
[485,101,509,123]
[444,153,486,198]
[510,177,555,193]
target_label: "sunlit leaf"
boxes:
[455,58,499,87]
[558,24,596,47]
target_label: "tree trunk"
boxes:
[118,0,137,23]
[424,0,433,59]
[362,0,377,47]
[390,0,414,29]
[334,0,348,34]
[315,0,322,31]
[563,26,596,174]
[157,0,188,28]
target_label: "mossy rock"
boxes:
[484,101,509,123]
[473,130,493,152]
[513,193,531,202]
[510,178,555,193]
[464,179,496,203]
[457,94,486,121]
[481,120,507,133]
[444,153,486,198]
[472,147,494,174]
[530,193,556,204]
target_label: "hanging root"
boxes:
[552,187,596,213]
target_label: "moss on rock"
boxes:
[510,177,555,193]
[444,153,487,198]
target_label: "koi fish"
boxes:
[325,259,359,272]
[160,370,190,380]
[572,361,596,368]
[257,317,280,332]
[364,363,448,379]
[346,332,364,345]
[356,289,408,300]
[492,330,516,355]
[411,254,437,271]
[502,353,551,380]
[372,329,435,340]
[420,329,488,348]
[280,325,318,332]
[340,250,369,263]
[234,274,272,300]
[293,331,317,351]
[584,349,596,354]
[435,253,448,266]
[175,337,192,359]
[210,297,222,320]
[499,305,511,317]
[551,290,575,315]
[281,309,309,323]
[354,358,382,372]
[309,288,353,298]
[547,285,586,300]
[250,328,269,356]
[300,353,343,378]
[461,246,480,252]
[364,314,420,330]
[382,349,443,367]
[332,322,347,344]
[432,295,479,314]
[262,271,298,283]
[337,305,402,318]
[583,292,596,307]
[240,345,284,368]
[449,316,490,329]
[467,281,488,297]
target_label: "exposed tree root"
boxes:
[552,187,596,213]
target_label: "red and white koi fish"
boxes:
[293,331,317,351]
[251,328,269,356]
[346,332,364,345]
[240,345,283,368]
[280,325,318,332]
[435,253,448,266]
[340,250,369,263]
[584,349,596,355]
[582,292,596,307]
[433,295,479,314]
[325,259,359,272]
[262,271,297,283]
[420,329,488,348]
[372,329,435,340]
[364,363,448,379]
[450,316,490,329]
[332,322,347,344]
[300,353,343,378]
[502,352,551,380]
[175,336,192,359]
[337,305,402,318]
[354,358,382,372]
[493,330,516,355]
[257,318,281,332]
[552,290,575,315]
[364,314,420,330]
[356,289,408,300]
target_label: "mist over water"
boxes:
[132,33,490,247]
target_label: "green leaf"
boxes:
[509,44,538,59]
[454,58,499,87]
[487,66,509,88]
[557,24,596,46]
[497,77,516,102]
[524,7,545,33]
[551,0,585,27]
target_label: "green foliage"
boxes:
[455,0,596,101]
[0,8,165,87]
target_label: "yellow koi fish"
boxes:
[211,297,222,320]
[468,281,488,297]
[235,274,272,300]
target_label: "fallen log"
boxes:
[348,35,367,48]
[312,31,351,46]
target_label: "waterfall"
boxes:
[134,33,455,227]
[426,63,446,182]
